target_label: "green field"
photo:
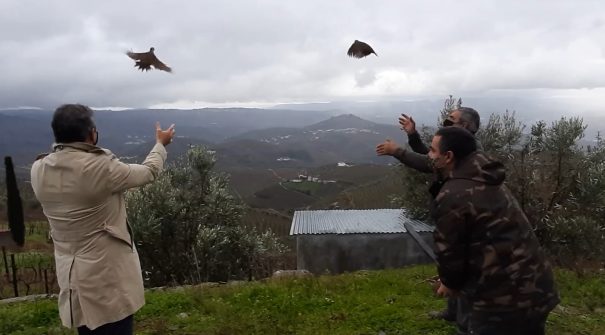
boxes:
[1,266,603,335]
[283,181,327,196]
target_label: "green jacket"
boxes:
[430,151,559,314]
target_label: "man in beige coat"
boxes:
[30,104,175,334]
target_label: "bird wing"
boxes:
[347,40,377,58]
[126,50,150,61]
[347,42,359,57]
[150,54,172,73]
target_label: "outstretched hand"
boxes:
[399,114,416,135]
[156,122,176,146]
[376,139,399,156]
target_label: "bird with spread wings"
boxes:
[126,47,172,73]
[347,40,378,59]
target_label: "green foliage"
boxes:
[1,266,603,335]
[543,215,605,264]
[394,96,605,265]
[482,116,602,265]
[126,146,287,286]
[573,134,605,217]
[390,169,431,220]
[475,110,525,156]
[494,116,602,264]
[438,95,462,125]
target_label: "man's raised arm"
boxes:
[108,122,175,193]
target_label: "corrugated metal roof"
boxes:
[290,209,433,235]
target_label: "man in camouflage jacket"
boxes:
[428,126,559,335]
[376,107,482,334]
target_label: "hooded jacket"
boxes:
[430,151,559,314]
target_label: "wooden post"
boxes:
[10,254,18,297]
[2,247,8,281]
[44,269,49,295]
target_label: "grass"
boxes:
[0,266,603,335]
[283,181,324,196]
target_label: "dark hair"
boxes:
[456,107,480,134]
[51,104,95,143]
[435,126,477,163]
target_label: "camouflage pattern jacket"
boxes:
[430,151,559,314]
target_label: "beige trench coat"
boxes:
[30,142,167,330]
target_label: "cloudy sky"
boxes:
[1,0,605,114]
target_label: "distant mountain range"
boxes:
[216,114,404,168]
[4,101,602,215]
[273,97,605,139]
[0,109,406,173]
[2,99,602,174]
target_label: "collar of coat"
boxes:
[52,142,108,154]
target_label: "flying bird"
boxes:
[347,40,377,58]
[126,47,172,73]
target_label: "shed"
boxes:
[290,209,434,274]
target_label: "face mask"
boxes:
[442,118,454,127]
[428,155,441,171]
[429,154,448,179]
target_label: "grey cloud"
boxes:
[355,69,377,88]
[1,0,604,109]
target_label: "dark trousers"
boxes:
[77,315,133,335]
[468,310,548,335]
[447,296,471,334]
[446,296,457,317]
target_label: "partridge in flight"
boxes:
[126,47,172,73]
[347,40,378,59]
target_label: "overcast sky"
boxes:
[1,0,605,115]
